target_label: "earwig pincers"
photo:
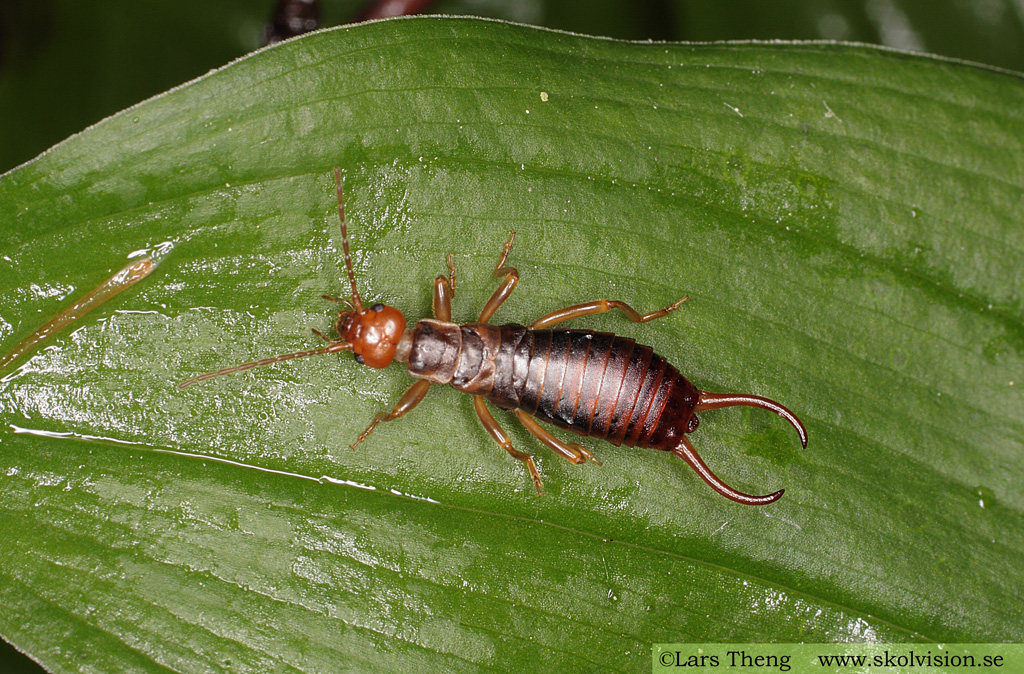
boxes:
[180,168,808,505]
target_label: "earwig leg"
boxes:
[530,296,689,330]
[433,276,453,321]
[478,231,519,324]
[473,396,543,495]
[671,436,784,506]
[433,253,458,321]
[433,272,454,325]
[351,379,432,450]
[514,410,602,466]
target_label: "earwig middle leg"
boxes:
[532,295,692,329]
[351,379,432,450]
[514,410,602,466]
[473,396,543,494]
[478,231,519,324]
[530,296,689,330]
[432,254,456,322]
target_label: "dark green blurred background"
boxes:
[1,0,1023,670]
[2,0,1024,175]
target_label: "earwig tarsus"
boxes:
[179,168,808,505]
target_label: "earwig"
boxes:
[180,168,808,505]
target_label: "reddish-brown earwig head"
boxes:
[333,303,406,369]
[178,167,406,389]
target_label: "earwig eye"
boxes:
[687,416,699,433]
[371,303,385,312]
[354,354,365,364]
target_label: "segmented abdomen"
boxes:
[517,329,692,449]
[406,319,699,450]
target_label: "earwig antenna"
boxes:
[178,341,352,389]
[333,167,363,312]
[695,391,808,448]
[179,168,370,390]
[672,436,785,505]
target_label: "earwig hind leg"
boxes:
[514,410,603,466]
[351,379,432,450]
[671,436,784,506]
[478,231,519,324]
[530,296,689,330]
[473,396,543,495]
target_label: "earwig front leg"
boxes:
[432,254,456,322]
[478,231,519,324]
[473,396,543,495]
[351,379,432,450]
[514,410,602,466]
[530,296,689,330]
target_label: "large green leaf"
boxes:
[1,16,1022,673]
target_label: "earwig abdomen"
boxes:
[522,330,701,452]
[406,319,701,452]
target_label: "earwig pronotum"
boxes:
[180,168,808,505]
